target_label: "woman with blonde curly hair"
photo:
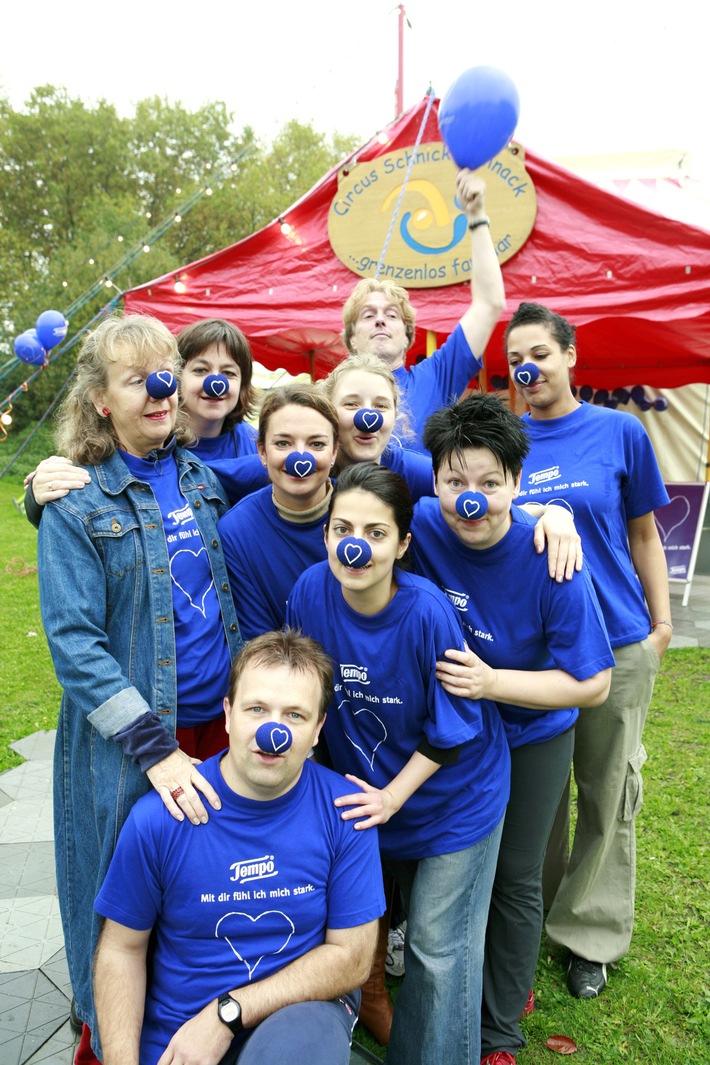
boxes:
[37,314,242,1064]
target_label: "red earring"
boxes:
[102,407,111,416]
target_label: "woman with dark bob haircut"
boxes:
[287,461,510,1065]
[411,392,614,1063]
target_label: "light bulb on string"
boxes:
[174,276,187,294]
[174,213,182,223]
[279,217,292,236]
[205,187,213,196]
[143,244,150,253]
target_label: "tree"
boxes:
[0,86,358,442]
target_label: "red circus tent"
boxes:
[124,96,710,390]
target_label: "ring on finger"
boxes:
[170,786,184,801]
[48,482,55,491]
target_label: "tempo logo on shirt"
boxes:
[166,502,195,526]
[340,664,370,685]
[528,466,560,485]
[444,587,469,612]
[230,855,278,884]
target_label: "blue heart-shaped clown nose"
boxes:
[203,374,231,398]
[146,370,177,398]
[455,492,489,520]
[336,536,373,569]
[513,362,540,387]
[353,408,384,433]
[284,451,316,478]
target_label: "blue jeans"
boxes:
[384,819,504,1065]
[219,993,359,1065]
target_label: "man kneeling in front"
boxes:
[93,629,384,1065]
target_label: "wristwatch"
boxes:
[217,993,243,1034]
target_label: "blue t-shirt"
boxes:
[381,445,434,502]
[188,421,259,463]
[518,403,670,647]
[120,451,230,727]
[218,486,329,641]
[196,453,269,506]
[410,499,614,748]
[392,324,480,452]
[287,564,509,860]
[95,755,384,1065]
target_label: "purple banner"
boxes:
[654,483,708,581]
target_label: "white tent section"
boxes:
[556,149,710,231]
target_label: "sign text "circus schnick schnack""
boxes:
[328,142,536,289]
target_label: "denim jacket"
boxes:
[37,447,242,1039]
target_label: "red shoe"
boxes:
[480,1053,516,1065]
[520,988,535,1017]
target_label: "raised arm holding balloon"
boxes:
[342,173,505,452]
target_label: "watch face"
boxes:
[221,1000,240,1023]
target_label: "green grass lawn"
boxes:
[0,474,707,1062]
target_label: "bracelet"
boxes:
[651,620,673,631]
[546,498,575,518]
[468,218,490,231]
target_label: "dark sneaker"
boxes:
[566,954,608,998]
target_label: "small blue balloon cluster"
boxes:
[145,371,178,399]
[255,722,293,755]
[204,374,230,398]
[284,451,316,478]
[455,492,488,520]
[13,309,69,366]
[336,537,372,569]
[353,408,384,433]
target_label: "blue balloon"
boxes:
[438,66,520,170]
[612,388,630,404]
[593,389,609,405]
[35,309,68,351]
[579,385,594,402]
[653,397,669,412]
[14,332,47,366]
[630,385,646,406]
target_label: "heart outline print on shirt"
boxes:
[339,697,387,770]
[215,910,295,981]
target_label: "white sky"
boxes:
[2,1,707,174]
